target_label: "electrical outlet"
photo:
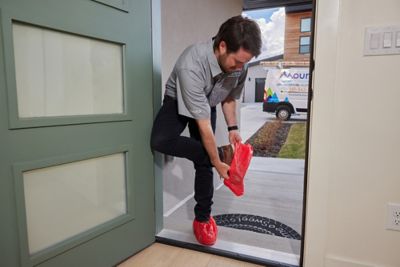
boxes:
[386,203,400,231]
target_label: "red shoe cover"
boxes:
[224,142,253,196]
[193,216,218,245]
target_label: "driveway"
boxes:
[240,102,272,142]
[239,102,307,142]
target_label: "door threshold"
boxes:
[157,229,299,267]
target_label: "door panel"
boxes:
[0,1,155,266]
[12,22,125,118]
[255,78,266,102]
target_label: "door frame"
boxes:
[151,0,164,235]
[151,1,317,266]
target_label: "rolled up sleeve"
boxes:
[176,68,210,119]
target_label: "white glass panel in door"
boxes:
[23,153,127,254]
[12,23,124,118]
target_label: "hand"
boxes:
[213,161,230,180]
[229,130,242,144]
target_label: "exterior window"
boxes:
[300,18,311,32]
[299,36,310,54]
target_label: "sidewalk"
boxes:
[240,102,272,142]
[249,156,304,174]
[240,102,307,142]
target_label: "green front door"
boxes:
[0,1,155,266]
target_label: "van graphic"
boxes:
[263,68,309,120]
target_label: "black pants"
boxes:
[151,96,216,222]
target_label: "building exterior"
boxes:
[243,4,312,103]
[242,55,283,103]
[283,4,312,62]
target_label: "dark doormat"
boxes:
[214,213,301,240]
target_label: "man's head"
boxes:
[213,16,262,73]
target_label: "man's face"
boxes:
[215,41,253,73]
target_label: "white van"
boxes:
[262,68,309,120]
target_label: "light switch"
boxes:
[370,33,381,49]
[364,25,400,56]
[396,31,400,48]
[383,32,392,48]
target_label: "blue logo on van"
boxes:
[280,71,309,80]
[267,92,279,103]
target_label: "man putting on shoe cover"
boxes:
[150,16,261,246]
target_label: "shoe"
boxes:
[223,142,253,197]
[193,216,218,245]
[218,144,234,165]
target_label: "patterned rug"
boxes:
[214,213,301,240]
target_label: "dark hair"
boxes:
[213,15,262,57]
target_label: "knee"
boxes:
[150,132,162,152]
[150,131,169,152]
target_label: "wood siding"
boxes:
[284,11,312,62]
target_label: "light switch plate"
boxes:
[383,32,392,48]
[396,31,400,47]
[364,25,400,56]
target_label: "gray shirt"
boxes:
[165,39,247,119]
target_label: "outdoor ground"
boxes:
[241,103,307,159]
[160,102,308,264]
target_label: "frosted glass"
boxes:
[23,153,127,254]
[12,23,124,118]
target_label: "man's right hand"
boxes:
[213,160,230,180]
[195,119,230,179]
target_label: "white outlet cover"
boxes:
[386,203,400,231]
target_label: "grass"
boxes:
[278,122,306,159]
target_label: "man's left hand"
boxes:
[229,130,242,144]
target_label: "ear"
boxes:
[218,41,227,54]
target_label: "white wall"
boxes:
[161,0,243,214]
[304,0,400,266]
[243,64,268,103]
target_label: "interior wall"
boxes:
[305,0,400,266]
[160,0,243,214]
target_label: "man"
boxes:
[151,15,261,245]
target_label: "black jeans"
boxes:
[151,95,216,222]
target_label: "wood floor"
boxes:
[118,243,263,267]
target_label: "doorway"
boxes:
[155,1,315,266]
[255,78,266,102]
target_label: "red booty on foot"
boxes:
[193,216,218,246]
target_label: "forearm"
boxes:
[196,118,230,178]
[222,97,242,143]
[221,97,238,127]
[196,119,221,165]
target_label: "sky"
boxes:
[242,7,285,61]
